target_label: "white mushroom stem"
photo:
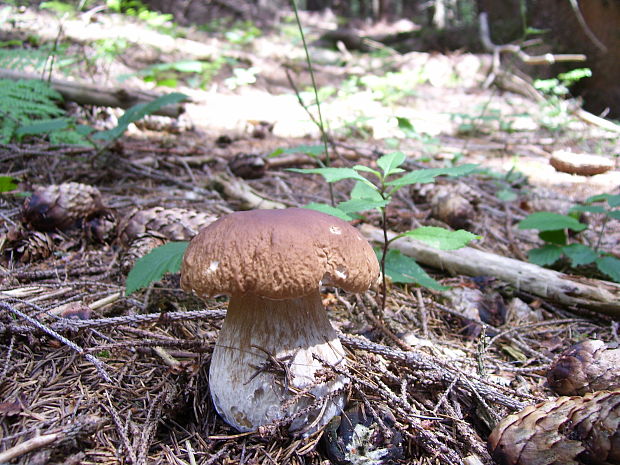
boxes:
[209,289,348,434]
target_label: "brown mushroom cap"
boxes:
[180,208,379,300]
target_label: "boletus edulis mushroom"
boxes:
[180,208,379,434]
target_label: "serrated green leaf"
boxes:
[93,92,187,142]
[288,167,374,187]
[350,181,382,201]
[337,197,389,214]
[400,227,480,250]
[528,244,563,266]
[377,151,406,177]
[539,229,567,245]
[595,256,620,283]
[125,241,189,295]
[381,249,448,290]
[386,164,478,187]
[0,176,18,193]
[352,165,381,176]
[304,203,353,221]
[518,212,587,232]
[562,243,598,266]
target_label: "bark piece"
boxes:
[547,340,620,396]
[488,389,620,465]
[550,151,614,176]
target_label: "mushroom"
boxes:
[180,208,379,434]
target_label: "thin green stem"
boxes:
[290,0,334,205]
[379,182,390,313]
[380,206,389,314]
[594,214,609,253]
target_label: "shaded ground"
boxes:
[1,5,620,465]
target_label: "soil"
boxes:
[1,6,619,465]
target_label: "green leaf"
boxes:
[93,92,187,142]
[288,167,373,187]
[350,181,383,201]
[337,197,389,214]
[608,195,620,208]
[352,165,381,177]
[381,249,448,290]
[569,204,607,214]
[304,203,354,221]
[400,227,480,250]
[497,189,517,202]
[376,151,406,177]
[528,244,563,266]
[40,1,76,14]
[386,164,478,187]
[170,60,205,73]
[607,211,620,220]
[16,117,70,137]
[596,256,620,283]
[539,229,567,245]
[396,116,414,132]
[268,144,324,158]
[125,241,189,295]
[562,244,598,266]
[585,193,620,207]
[518,212,587,232]
[0,176,18,193]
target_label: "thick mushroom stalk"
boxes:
[210,290,347,433]
[180,208,379,435]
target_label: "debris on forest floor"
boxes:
[1,5,620,465]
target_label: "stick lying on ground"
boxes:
[360,224,620,318]
[0,68,187,118]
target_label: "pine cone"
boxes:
[118,207,216,245]
[228,153,267,179]
[547,340,620,396]
[12,231,55,262]
[83,209,118,244]
[488,389,620,465]
[120,233,167,272]
[22,183,105,232]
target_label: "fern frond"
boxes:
[0,79,66,143]
[0,48,52,72]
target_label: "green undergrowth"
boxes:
[518,194,620,283]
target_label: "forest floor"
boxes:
[1,5,620,465]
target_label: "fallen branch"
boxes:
[479,13,586,66]
[360,224,620,318]
[340,332,528,411]
[0,415,103,463]
[210,173,289,210]
[0,301,114,382]
[0,68,187,118]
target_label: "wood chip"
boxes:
[550,150,614,176]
